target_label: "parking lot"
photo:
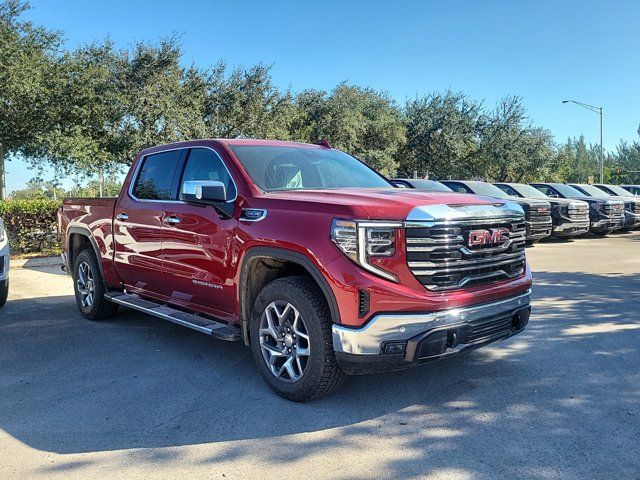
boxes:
[1,232,639,480]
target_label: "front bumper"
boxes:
[333,290,531,374]
[525,220,552,241]
[0,240,9,283]
[623,211,640,230]
[552,218,590,237]
[591,217,625,232]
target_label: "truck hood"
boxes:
[263,188,511,220]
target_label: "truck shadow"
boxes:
[0,270,638,478]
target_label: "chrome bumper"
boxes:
[553,219,590,234]
[332,290,532,355]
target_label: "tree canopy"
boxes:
[1,0,639,198]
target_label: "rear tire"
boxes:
[249,276,346,402]
[73,249,119,320]
[0,280,8,308]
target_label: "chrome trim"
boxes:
[356,221,403,282]
[404,204,527,291]
[240,208,269,222]
[163,216,181,225]
[332,290,532,355]
[115,213,129,221]
[128,146,239,205]
[406,202,525,224]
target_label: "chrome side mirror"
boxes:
[180,180,227,204]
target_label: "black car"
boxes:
[439,180,552,243]
[494,182,590,238]
[573,183,640,231]
[530,183,625,236]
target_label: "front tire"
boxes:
[250,276,346,402]
[73,249,118,320]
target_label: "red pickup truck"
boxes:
[60,139,533,401]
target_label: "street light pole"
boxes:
[562,100,604,183]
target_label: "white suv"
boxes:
[0,217,8,307]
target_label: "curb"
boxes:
[12,256,61,269]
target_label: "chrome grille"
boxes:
[605,202,624,218]
[633,202,640,214]
[568,203,590,222]
[406,219,527,290]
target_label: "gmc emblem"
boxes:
[467,228,509,247]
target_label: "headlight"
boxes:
[0,218,5,243]
[592,203,605,213]
[331,219,401,282]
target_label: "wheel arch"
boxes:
[239,247,341,346]
[66,226,109,290]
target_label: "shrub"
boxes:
[0,199,62,254]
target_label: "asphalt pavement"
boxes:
[1,232,639,479]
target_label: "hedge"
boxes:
[0,199,62,254]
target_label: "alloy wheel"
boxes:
[259,300,310,383]
[76,261,96,308]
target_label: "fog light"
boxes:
[382,342,406,355]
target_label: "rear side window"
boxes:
[133,151,181,200]
[181,148,237,200]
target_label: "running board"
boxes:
[105,292,241,341]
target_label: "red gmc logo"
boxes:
[467,228,509,247]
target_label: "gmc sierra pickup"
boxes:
[493,183,590,238]
[439,180,552,243]
[60,139,532,401]
[531,183,625,236]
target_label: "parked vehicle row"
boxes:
[393,178,640,241]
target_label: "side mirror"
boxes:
[180,180,227,204]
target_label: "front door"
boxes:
[113,149,182,298]
[160,147,239,321]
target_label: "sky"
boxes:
[7,0,640,192]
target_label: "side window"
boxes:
[133,150,181,200]
[534,185,554,197]
[182,148,237,200]
[497,184,518,197]
[447,182,472,194]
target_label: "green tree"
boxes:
[401,91,480,179]
[0,0,60,199]
[610,126,640,184]
[292,84,405,175]
[477,96,554,182]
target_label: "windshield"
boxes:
[511,183,550,199]
[229,145,392,192]
[409,180,453,192]
[574,184,608,197]
[553,184,587,198]
[468,182,511,199]
[601,184,632,196]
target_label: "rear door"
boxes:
[113,149,183,298]
[160,147,239,321]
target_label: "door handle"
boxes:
[163,216,181,225]
[116,213,129,221]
